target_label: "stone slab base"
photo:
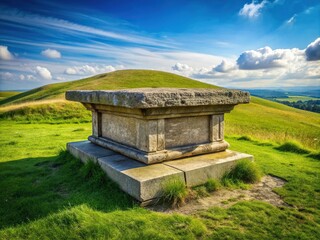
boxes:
[67,141,253,205]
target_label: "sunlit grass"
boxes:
[0,70,320,239]
[1,122,320,239]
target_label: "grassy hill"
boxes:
[0,91,20,100]
[0,70,218,105]
[0,69,319,150]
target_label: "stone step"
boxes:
[67,141,253,205]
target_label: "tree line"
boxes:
[275,100,320,113]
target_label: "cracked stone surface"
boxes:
[66,88,250,108]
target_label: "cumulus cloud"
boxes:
[236,46,303,70]
[172,62,193,72]
[171,63,195,76]
[27,74,36,81]
[41,48,61,59]
[36,66,52,80]
[0,72,14,80]
[65,64,116,75]
[0,45,14,60]
[239,0,267,18]
[213,60,236,73]
[169,42,319,88]
[56,76,66,81]
[0,72,38,82]
[19,74,25,80]
[305,37,320,61]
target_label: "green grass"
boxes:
[0,91,20,100]
[275,141,311,154]
[162,179,189,207]
[1,121,320,239]
[0,70,320,239]
[221,159,261,187]
[1,205,206,239]
[0,100,90,123]
[225,96,320,150]
[204,179,220,192]
[276,95,319,102]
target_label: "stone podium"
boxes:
[66,88,253,204]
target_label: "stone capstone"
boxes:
[66,88,250,109]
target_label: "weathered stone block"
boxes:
[67,141,115,162]
[67,141,253,204]
[98,156,185,201]
[164,150,254,186]
[66,88,250,164]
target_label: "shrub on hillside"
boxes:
[222,159,261,185]
[308,152,320,160]
[237,135,253,141]
[205,179,220,192]
[275,141,310,154]
[162,179,188,207]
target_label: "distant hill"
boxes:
[0,91,20,101]
[0,70,218,105]
[0,69,319,150]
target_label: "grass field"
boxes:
[276,95,319,102]
[0,91,20,100]
[1,70,320,239]
[0,121,319,239]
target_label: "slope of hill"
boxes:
[0,70,218,105]
[0,91,20,100]
[0,70,319,150]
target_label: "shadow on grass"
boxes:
[0,151,136,229]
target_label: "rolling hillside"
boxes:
[0,70,319,150]
[0,91,20,100]
[0,70,218,105]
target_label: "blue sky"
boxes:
[0,0,319,90]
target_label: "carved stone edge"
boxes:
[88,135,229,164]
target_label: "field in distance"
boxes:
[0,91,20,100]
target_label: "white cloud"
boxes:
[171,63,194,76]
[0,8,170,48]
[0,45,14,60]
[41,49,61,59]
[286,14,296,25]
[236,46,303,70]
[65,64,116,75]
[19,74,25,80]
[27,74,36,81]
[213,60,236,73]
[305,37,320,61]
[172,62,193,72]
[56,76,66,81]
[101,65,116,72]
[169,41,320,88]
[239,0,267,18]
[0,72,14,80]
[65,68,77,75]
[36,66,52,80]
